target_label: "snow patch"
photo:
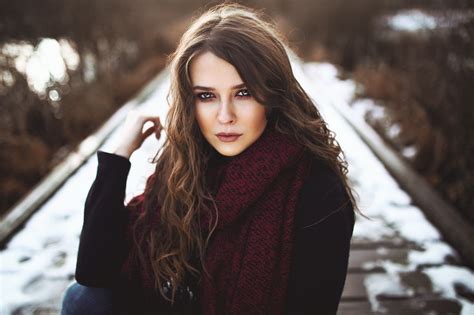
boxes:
[424,265,474,315]
[409,242,458,266]
[364,272,415,312]
[387,10,437,32]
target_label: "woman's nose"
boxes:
[217,98,236,124]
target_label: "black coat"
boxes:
[75,151,355,314]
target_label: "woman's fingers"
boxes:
[141,115,161,126]
[141,116,163,141]
[142,125,156,138]
[114,111,162,158]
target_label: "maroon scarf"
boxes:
[122,126,312,314]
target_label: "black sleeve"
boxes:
[286,161,355,315]
[75,150,132,288]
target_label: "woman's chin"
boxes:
[215,146,243,157]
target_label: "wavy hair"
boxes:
[132,1,366,304]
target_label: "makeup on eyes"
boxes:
[194,88,252,102]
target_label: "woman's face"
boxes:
[190,51,267,157]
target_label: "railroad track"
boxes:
[0,56,472,315]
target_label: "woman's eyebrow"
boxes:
[192,83,246,91]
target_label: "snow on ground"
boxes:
[0,60,473,314]
[424,265,474,314]
[301,61,474,314]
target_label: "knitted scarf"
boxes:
[122,125,312,314]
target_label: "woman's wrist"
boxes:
[113,146,134,159]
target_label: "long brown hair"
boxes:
[132,1,366,304]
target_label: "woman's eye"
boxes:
[195,89,251,102]
[237,89,251,97]
[196,92,214,101]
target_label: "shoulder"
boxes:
[295,154,355,231]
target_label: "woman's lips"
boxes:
[216,134,242,142]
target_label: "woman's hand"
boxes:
[113,110,163,159]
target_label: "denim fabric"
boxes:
[61,282,114,315]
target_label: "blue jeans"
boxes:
[61,282,114,315]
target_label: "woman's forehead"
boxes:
[190,51,245,90]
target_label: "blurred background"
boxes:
[1,0,473,234]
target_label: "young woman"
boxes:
[61,2,363,314]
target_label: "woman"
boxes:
[62,2,363,314]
